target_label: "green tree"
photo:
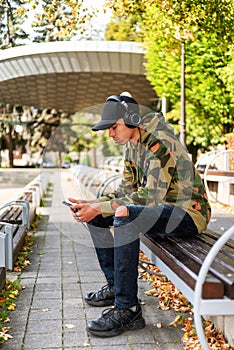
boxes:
[29,0,94,42]
[0,0,95,167]
[0,0,29,49]
[105,0,234,159]
[0,0,30,167]
[69,112,102,167]
[0,104,29,167]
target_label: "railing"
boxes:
[70,162,123,199]
[195,149,234,206]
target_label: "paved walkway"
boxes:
[1,169,234,350]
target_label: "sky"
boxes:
[85,0,112,22]
[83,0,112,39]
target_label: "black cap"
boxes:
[92,100,126,131]
[92,93,139,131]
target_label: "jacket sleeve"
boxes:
[98,157,139,216]
[99,141,176,216]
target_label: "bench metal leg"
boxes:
[0,223,14,270]
[194,224,234,350]
[0,232,6,267]
[5,224,14,270]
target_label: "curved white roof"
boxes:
[0,41,156,112]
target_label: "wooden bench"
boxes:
[0,173,50,293]
[0,198,31,292]
[17,191,36,224]
[0,200,30,271]
[140,226,234,350]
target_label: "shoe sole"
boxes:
[85,298,114,307]
[87,318,146,337]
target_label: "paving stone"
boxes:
[89,332,129,347]
[23,332,62,348]
[26,319,62,334]
[63,330,90,348]
[63,297,83,307]
[31,297,62,310]
[91,347,131,350]
[28,308,62,321]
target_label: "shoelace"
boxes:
[91,284,113,299]
[102,307,137,328]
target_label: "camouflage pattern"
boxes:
[99,112,211,233]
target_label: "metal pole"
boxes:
[180,41,187,149]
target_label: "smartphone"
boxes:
[62,201,73,207]
[62,201,79,212]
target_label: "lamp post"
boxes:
[174,27,188,150]
[180,41,187,150]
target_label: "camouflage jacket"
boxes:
[99,112,211,233]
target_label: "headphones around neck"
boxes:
[106,95,142,128]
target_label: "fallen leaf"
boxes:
[64,324,76,329]
[169,315,181,327]
[0,327,13,340]
[139,250,233,350]
[145,289,158,296]
[7,304,15,311]
[83,340,90,347]
[158,303,170,311]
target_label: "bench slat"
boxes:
[167,236,234,299]
[140,233,225,299]
[0,267,6,291]
[0,207,22,225]
[205,230,234,250]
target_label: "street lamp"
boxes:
[174,29,189,150]
[180,41,187,150]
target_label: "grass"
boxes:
[0,213,41,345]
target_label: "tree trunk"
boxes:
[4,127,14,168]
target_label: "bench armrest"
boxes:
[194,224,234,350]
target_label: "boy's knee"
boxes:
[115,205,129,217]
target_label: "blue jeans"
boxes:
[87,204,198,309]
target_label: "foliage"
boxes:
[105,6,143,42]
[105,0,234,154]
[0,211,42,345]
[0,0,29,49]
[106,0,234,44]
[0,0,95,45]
[0,279,22,344]
[68,112,102,166]
[102,132,123,158]
[28,0,94,42]
[31,108,74,166]
[0,104,29,167]
[0,105,71,167]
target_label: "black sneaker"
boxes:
[85,284,115,307]
[87,304,145,337]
